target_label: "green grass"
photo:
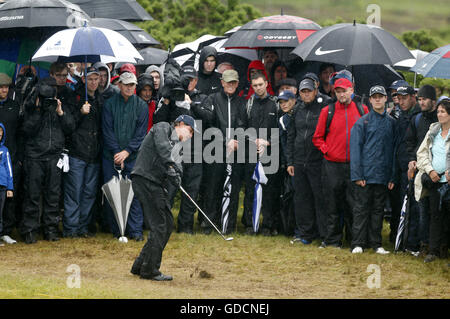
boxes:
[0,201,449,299]
[241,0,450,45]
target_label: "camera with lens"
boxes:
[37,78,57,111]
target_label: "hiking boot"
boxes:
[260,228,272,237]
[245,227,255,236]
[419,243,429,257]
[439,245,448,259]
[202,228,212,235]
[1,235,17,244]
[375,247,390,255]
[25,232,37,244]
[290,237,311,245]
[424,254,438,263]
[45,232,60,242]
[352,246,363,254]
[147,273,173,281]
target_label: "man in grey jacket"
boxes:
[130,115,197,281]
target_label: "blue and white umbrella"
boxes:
[32,25,143,101]
[410,44,450,79]
[252,161,268,233]
[32,25,143,64]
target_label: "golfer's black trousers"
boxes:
[131,175,173,277]
[351,184,387,249]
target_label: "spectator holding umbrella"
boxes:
[63,66,103,238]
[102,72,148,241]
[414,98,450,262]
[350,85,398,255]
[312,78,368,248]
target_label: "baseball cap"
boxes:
[369,85,387,97]
[119,63,136,75]
[277,78,297,88]
[221,69,239,82]
[389,80,409,90]
[277,90,296,101]
[303,72,319,84]
[330,70,353,85]
[299,78,315,91]
[0,73,12,86]
[174,114,199,133]
[437,95,450,106]
[334,78,353,89]
[119,72,138,85]
[396,85,415,96]
[85,66,100,77]
[182,66,198,79]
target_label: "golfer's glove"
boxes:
[167,166,181,187]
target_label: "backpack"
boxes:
[325,100,365,137]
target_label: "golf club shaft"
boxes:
[179,185,229,240]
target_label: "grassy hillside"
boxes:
[242,0,450,46]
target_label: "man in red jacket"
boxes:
[312,78,369,248]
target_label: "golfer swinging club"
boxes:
[130,115,197,281]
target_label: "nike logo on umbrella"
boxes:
[315,47,344,55]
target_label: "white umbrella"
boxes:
[394,49,429,70]
[32,26,143,63]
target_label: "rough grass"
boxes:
[0,218,449,299]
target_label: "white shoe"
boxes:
[1,235,17,244]
[375,247,390,255]
[352,246,363,254]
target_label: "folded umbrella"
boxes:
[252,161,268,233]
[101,168,134,242]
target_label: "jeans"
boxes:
[63,156,100,236]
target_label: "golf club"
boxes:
[179,186,234,241]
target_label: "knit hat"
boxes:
[417,84,437,101]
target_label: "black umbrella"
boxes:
[90,18,159,48]
[69,0,153,22]
[0,0,90,32]
[291,22,413,66]
[224,14,321,49]
[136,47,169,66]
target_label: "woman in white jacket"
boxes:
[415,98,450,262]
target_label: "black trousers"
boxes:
[292,162,327,241]
[1,161,22,236]
[132,175,173,277]
[203,162,244,233]
[242,163,280,231]
[351,184,387,249]
[322,160,354,246]
[167,162,203,233]
[427,183,450,256]
[21,157,62,236]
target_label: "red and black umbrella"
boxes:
[223,15,321,49]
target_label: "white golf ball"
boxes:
[119,236,128,243]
